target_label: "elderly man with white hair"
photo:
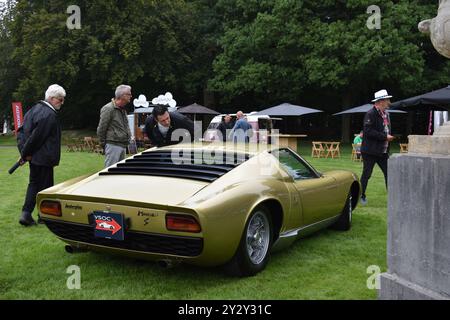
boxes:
[230,111,253,143]
[97,84,132,167]
[17,84,66,226]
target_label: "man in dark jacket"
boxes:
[360,89,395,205]
[144,105,194,147]
[216,114,234,142]
[17,84,66,226]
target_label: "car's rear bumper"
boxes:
[43,218,204,261]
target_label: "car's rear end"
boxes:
[38,147,253,266]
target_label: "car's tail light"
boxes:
[40,200,62,217]
[166,214,201,233]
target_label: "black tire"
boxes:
[225,205,273,277]
[331,192,352,231]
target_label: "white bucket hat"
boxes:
[372,89,393,102]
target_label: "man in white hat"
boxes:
[359,89,395,205]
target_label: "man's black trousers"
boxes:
[360,152,388,199]
[22,164,54,214]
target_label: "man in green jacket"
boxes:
[97,85,132,167]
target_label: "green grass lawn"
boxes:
[0,139,394,300]
[0,134,17,146]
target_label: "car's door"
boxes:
[272,148,341,226]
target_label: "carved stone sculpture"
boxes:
[418,1,450,131]
[419,0,450,58]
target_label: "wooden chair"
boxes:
[76,140,85,152]
[351,143,362,162]
[66,143,77,152]
[67,138,84,152]
[92,138,104,154]
[83,137,96,152]
[311,141,325,158]
[84,137,103,154]
[325,142,341,159]
[399,143,408,153]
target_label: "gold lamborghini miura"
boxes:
[38,143,360,276]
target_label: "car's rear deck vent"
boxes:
[99,149,251,182]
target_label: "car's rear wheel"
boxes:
[225,205,273,277]
[331,192,352,231]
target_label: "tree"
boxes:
[3,0,204,128]
[0,0,19,126]
[207,0,450,139]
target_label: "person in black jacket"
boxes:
[144,105,194,147]
[216,114,234,142]
[17,84,66,226]
[360,89,395,205]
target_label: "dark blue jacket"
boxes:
[231,119,253,143]
[17,101,61,167]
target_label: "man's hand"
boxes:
[18,156,31,166]
[387,135,395,142]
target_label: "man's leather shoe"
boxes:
[19,211,36,226]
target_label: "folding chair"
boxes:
[351,143,362,162]
[399,143,408,153]
[326,142,341,159]
[66,144,77,152]
[92,138,103,154]
[84,137,96,153]
[311,142,325,158]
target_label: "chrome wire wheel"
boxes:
[246,211,270,265]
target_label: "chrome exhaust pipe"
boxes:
[158,259,175,269]
[65,245,88,254]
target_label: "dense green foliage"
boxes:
[1,0,209,128]
[0,0,449,129]
[209,0,450,108]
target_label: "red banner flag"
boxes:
[12,102,23,135]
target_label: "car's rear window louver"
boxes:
[99,150,251,182]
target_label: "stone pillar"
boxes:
[381,3,450,299]
[378,129,450,300]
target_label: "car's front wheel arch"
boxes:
[258,199,283,243]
